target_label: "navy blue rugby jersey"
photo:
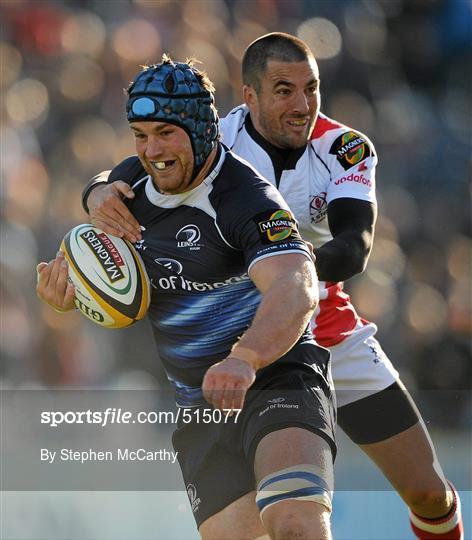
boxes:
[105,145,313,406]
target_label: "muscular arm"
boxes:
[202,253,317,410]
[235,253,317,367]
[314,198,376,282]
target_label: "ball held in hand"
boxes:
[60,224,150,328]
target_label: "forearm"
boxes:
[232,260,318,370]
[314,231,370,282]
[316,198,376,282]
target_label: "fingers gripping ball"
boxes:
[61,224,150,328]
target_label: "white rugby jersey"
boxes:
[220,105,378,347]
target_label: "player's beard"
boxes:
[260,113,314,150]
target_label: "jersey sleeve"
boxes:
[323,128,378,205]
[215,162,312,272]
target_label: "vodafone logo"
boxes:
[334,173,372,187]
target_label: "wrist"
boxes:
[81,181,106,214]
[229,346,260,371]
[52,305,76,313]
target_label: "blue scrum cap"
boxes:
[126,59,219,172]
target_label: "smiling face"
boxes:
[244,59,320,150]
[130,121,201,195]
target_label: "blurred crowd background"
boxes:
[1,0,471,427]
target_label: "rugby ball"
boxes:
[60,224,150,328]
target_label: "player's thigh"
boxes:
[254,426,334,483]
[241,345,336,537]
[172,412,256,531]
[337,379,421,444]
[199,490,266,540]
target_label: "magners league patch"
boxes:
[255,209,298,244]
[329,130,372,171]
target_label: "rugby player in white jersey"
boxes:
[81,35,463,539]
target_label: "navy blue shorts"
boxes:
[172,342,336,527]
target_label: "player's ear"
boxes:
[243,85,257,108]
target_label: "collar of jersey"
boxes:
[145,144,226,208]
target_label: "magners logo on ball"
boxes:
[80,230,125,283]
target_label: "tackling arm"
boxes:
[314,197,376,282]
[82,169,142,243]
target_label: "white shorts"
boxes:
[330,321,399,408]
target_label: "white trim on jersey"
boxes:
[131,175,149,191]
[248,249,313,274]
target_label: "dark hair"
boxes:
[242,32,314,92]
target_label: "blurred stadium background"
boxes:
[1,0,470,538]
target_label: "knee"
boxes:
[271,519,330,540]
[403,485,452,517]
[272,520,311,540]
[263,501,331,540]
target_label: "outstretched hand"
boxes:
[202,357,256,411]
[88,182,142,244]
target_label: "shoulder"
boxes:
[219,105,248,149]
[109,155,147,185]
[310,112,376,172]
[209,149,303,256]
[310,113,346,140]
[209,149,289,229]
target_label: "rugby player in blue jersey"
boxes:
[37,57,337,540]
[80,33,464,540]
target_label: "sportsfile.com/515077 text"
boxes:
[40,407,242,428]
